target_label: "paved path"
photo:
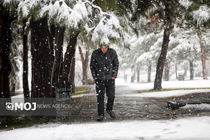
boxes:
[70,85,210,122]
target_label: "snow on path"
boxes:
[0,116,210,140]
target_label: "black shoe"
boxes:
[107,110,116,119]
[97,115,104,121]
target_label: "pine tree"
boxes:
[119,0,188,89]
[181,0,210,79]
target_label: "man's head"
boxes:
[100,44,109,54]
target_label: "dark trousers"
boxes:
[95,79,115,116]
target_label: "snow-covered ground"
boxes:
[1,116,210,140]
[115,77,210,90]
[116,78,210,98]
[121,89,210,98]
[13,78,210,99]
[3,78,210,140]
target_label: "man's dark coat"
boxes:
[90,48,119,80]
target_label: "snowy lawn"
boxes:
[115,78,210,90]
[116,78,210,98]
[121,89,210,98]
[0,116,210,140]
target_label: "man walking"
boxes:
[90,44,119,121]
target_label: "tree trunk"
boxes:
[131,68,135,83]
[197,32,208,80]
[124,70,127,82]
[51,25,65,87]
[154,25,173,90]
[22,20,29,98]
[49,24,55,53]
[61,32,79,83]
[78,46,90,85]
[164,60,170,81]
[69,55,75,93]
[175,62,178,79]
[147,63,151,82]
[154,0,174,89]
[30,17,53,98]
[131,75,135,83]
[183,65,188,78]
[84,50,90,84]
[189,60,194,80]
[136,66,140,82]
[0,5,14,98]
